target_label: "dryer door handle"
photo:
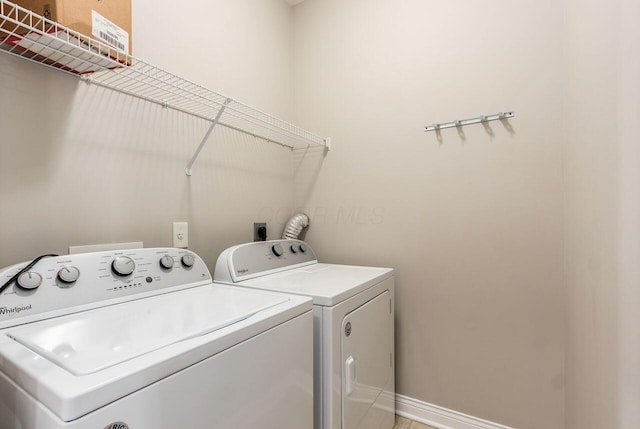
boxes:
[345,355,356,395]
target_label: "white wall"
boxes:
[564,0,640,427]
[291,1,565,428]
[0,0,296,268]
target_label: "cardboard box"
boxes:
[5,0,131,55]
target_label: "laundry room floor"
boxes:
[394,415,437,429]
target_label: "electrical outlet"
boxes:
[254,222,267,241]
[173,222,189,248]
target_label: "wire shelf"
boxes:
[0,0,328,155]
[87,62,327,150]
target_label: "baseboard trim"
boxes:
[395,394,514,429]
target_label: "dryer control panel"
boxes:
[214,239,317,283]
[0,248,211,329]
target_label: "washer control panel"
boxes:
[0,248,211,329]
[214,239,317,283]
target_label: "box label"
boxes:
[91,10,129,54]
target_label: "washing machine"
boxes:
[0,247,313,429]
[214,239,395,429]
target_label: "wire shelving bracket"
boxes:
[0,0,330,175]
[185,99,230,176]
[424,111,515,132]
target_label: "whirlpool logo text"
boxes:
[0,304,32,316]
[104,422,129,429]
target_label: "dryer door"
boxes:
[341,290,393,429]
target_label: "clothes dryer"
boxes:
[0,248,313,429]
[215,239,395,429]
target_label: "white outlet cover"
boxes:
[173,222,188,248]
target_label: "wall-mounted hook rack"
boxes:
[424,111,515,132]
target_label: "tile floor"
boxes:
[394,415,437,429]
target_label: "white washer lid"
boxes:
[238,263,394,306]
[0,284,312,422]
[8,285,288,376]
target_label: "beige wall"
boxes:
[3,1,639,428]
[564,0,640,428]
[291,1,565,428]
[0,0,296,268]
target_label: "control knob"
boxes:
[299,243,307,253]
[181,254,195,268]
[57,266,80,284]
[290,244,298,253]
[112,256,135,276]
[159,255,174,270]
[16,271,42,290]
[272,244,284,257]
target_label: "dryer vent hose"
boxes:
[282,213,310,240]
